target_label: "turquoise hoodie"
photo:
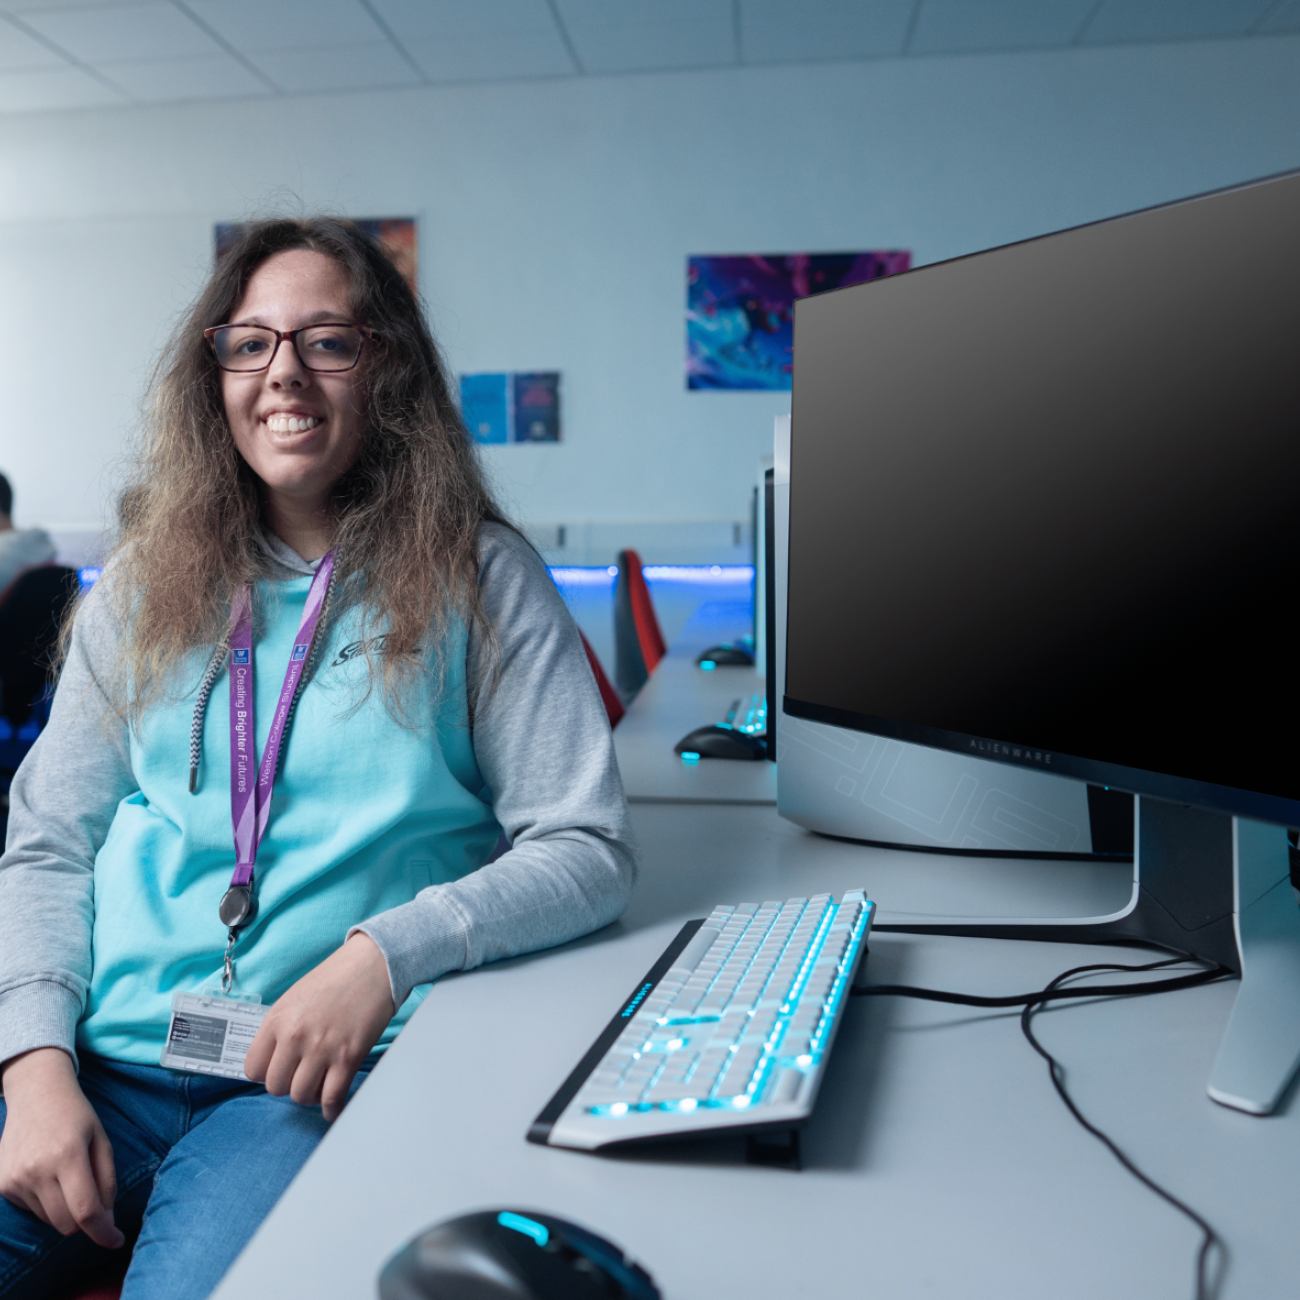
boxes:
[78,572,501,1065]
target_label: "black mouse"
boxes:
[696,644,755,667]
[674,724,767,760]
[377,1208,660,1300]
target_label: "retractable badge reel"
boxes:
[161,556,335,1079]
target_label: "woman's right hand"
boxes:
[0,1048,124,1249]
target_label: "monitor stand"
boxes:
[871,797,1300,1115]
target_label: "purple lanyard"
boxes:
[217,552,335,941]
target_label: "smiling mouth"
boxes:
[264,414,323,433]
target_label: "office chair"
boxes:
[579,628,625,728]
[613,549,665,704]
[0,564,79,843]
[0,563,78,728]
[52,1262,128,1300]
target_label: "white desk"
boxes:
[212,802,1300,1300]
[613,605,777,805]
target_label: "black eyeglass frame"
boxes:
[203,322,376,374]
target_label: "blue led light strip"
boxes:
[498,1212,549,1247]
[801,904,874,1064]
[734,902,838,1105]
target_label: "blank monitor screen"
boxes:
[785,171,1300,824]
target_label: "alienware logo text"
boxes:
[969,738,1053,766]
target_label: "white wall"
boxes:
[1,35,1298,550]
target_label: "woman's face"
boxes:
[220,249,368,513]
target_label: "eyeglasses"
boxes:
[204,323,373,373]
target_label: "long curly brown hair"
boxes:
[100,217,509,721]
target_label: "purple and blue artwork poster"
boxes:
[686,251,911,391]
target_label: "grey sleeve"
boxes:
[0,586,136,1070]
[352,525,639,1005]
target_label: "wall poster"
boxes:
[460,372,561,444]
[686,251,911,391]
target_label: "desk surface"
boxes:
[613,603,777,805]
[213,802,1299,1300]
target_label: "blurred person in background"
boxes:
[0,475,56,598]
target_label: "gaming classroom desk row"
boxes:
[213,606,1300,1300]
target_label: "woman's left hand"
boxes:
[244,932,396,1121]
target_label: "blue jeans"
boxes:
[0,1054,370,1300]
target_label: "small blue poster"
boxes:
[459,373,510,444]
[460,371,562,443]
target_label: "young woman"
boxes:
[0,220,636,1300]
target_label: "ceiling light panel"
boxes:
[18,1,221,62]
[909,0,1098,55]
[0,62,123,110]
[99,48,266,98]
[249,40,419,93]
[182,0,388,53]
[5,0,151,11]
[1081,0,1277,44]
[556,0,736,73]
[0,15,69,69]
[739,0,916,63]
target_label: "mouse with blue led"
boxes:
[378,1209,660,1300]
[674,690,768,761]
[695,642,754,668]
[674,723,766,760]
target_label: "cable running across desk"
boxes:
[851,955,1233,1300]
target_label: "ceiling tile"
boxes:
[370,0,559,43]
[181,0,387,54]
[1258,0,1300,31]
[100,48,266,99]
[18,2,222,62]
[5,0,152,11]
[557,0,735,73]
[740,0,916,63]
[248,40,419,93]
[0,14,70,68]
[1082,0,1276,44]
[0,62,123,109]
[403,28,574,81]
[910,0,1097,54]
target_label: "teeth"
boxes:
[265,415,321,433]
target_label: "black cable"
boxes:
[851,963,1231,1009]
[851,955,1232,1300]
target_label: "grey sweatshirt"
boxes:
[0,523,637,1069]
[0,526,56,596]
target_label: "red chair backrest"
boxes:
[68,1284,123,1300]
[578,629,625,728]
[54,1260,127,1300]
[619,549,666,672]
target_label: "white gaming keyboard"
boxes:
[528,890,874,1151]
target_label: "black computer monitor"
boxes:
[783,169,1300,1115]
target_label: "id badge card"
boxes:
[161,990,267,1079]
